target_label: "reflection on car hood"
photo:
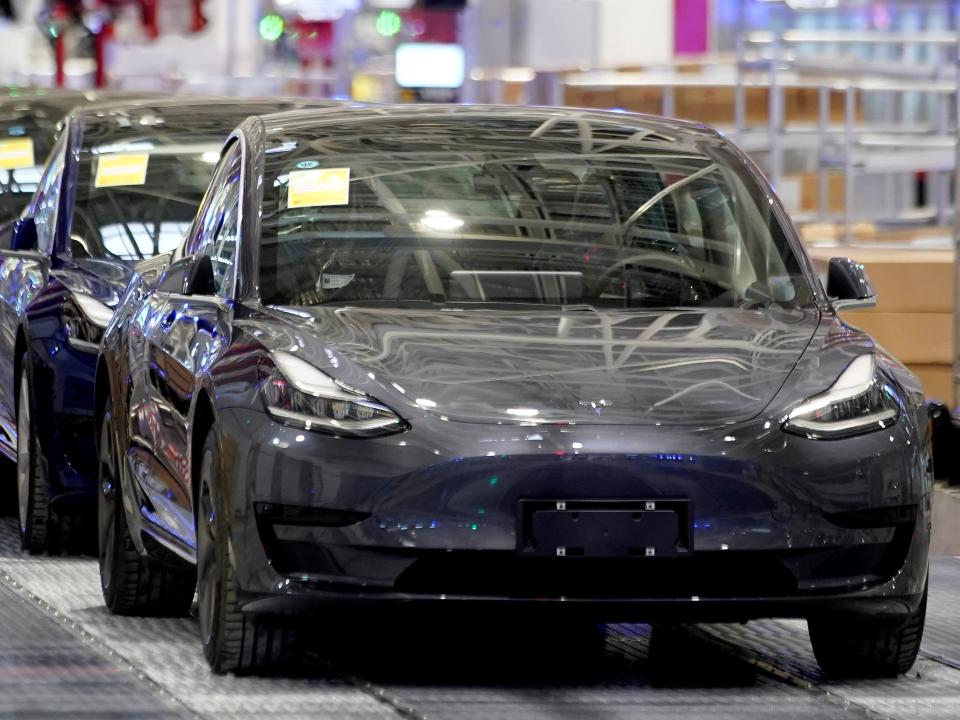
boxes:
[264,305,820,426]
[59,258,135,307]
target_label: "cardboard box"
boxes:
[807,247,954,314]
[910,364,955,402]
[841,312,953,364]
[564,80,862,125]
[799,173,846,214]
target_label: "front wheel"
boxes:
[98,398,195,616]
[808,583,927,678]
[17,358,50,554]
[197,427,296,674]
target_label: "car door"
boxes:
[0,130,69,458]
[130,143,242,551]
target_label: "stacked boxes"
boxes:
[807,245,955,404]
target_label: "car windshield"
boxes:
[0,121,57,223]
[69,144,223,261]
[258,114,815,310]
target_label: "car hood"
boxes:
[58,257,135,307]
[260,305,821,427]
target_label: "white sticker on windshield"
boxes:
[320,273,355,290]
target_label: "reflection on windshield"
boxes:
[84,221,191,260]
[257,113,814,310]
[0,166,42,220]
[69,149,220,261]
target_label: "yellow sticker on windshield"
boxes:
[0,138,35,170]
[287,167,351,209]
[94,153,150,188]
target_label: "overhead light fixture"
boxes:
[376,10,403,37]
[395,43,466,89]
[259,14,285,41]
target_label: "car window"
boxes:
[0,120,61,225]
[27,131,68,256]
[69,145,224,262]
[188,143,242,298]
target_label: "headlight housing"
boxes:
[260,352,407,438]
[782,354,900,440]
[63,293,114,352]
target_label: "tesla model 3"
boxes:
[97,106,931,676]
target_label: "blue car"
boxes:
[1,97,339,553]
[0,88,157,225]
[98,105,930,677]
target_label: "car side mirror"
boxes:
[184,254,216,296]
[134,250,173,287]
[826,257,877,311]
[11,217,38,252]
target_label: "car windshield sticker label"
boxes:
[95,153,150,188]
[287,167,350,208]
[0,138,35,170]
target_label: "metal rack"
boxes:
[736,32,958,241]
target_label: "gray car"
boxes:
[97,105,931,677]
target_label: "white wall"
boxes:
[517,0,597,69]
[596,0,674,67]
[109,0,264,91]
[507,0,675,70]
[0,0,54,83]
[0,0,265,90]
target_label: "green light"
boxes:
[259,14,284,42]
[470,523,479,531]
[376,10,402,37]
[488,476,498,486]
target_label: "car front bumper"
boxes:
[219,405,932,621]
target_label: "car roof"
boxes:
[0,89,162,127]
[71,97,347,150]
[251,103,720,150]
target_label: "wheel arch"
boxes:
[13,325,29,414]
[94,355,111,452]
[191,385,217,523]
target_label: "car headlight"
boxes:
[63,293,114,352]
[782,354,900,440]
[260,351,407,438]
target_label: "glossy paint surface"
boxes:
[99,106,931,620]
[0,97,342,510]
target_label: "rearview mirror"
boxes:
[184,254,216,296]
[11,217,38,252]
[826,257,876,311]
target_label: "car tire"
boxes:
[17,357,51,554]
[0,454,17,518]
[98,398,195,616]
[808,582,927,678]
[197,428,295,675]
